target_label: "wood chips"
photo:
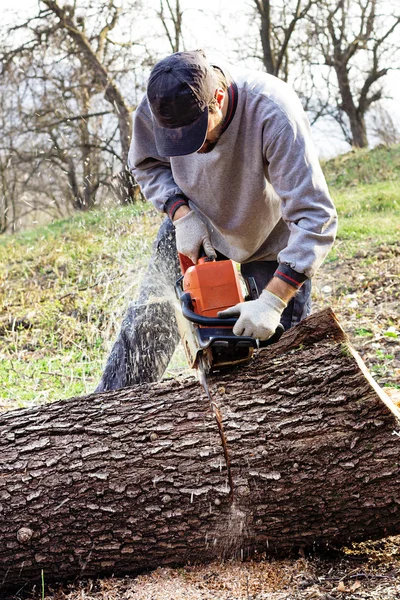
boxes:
[38,536,400,600]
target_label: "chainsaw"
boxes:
[174,253,284,375]
[174,252,284,502]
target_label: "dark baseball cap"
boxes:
[147,50,219,157]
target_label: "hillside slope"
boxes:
[0,145,399,408]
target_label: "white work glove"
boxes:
[218,289,287,340]
[174,210,216,264]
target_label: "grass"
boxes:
[334,181,399,240]
[0,202,163,408]
[322,149,400,260]
[354,327,373,337]
[1,144,400,408]
[322,144,400,188]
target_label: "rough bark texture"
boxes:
[1,308,399,595]
[334,64,369,148]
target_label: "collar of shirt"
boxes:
[221,80,238,135]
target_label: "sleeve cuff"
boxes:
[164,194,189,220]
[274,264,308,289]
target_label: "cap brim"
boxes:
[153,108,209,157]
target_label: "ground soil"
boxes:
[313,241,399,389]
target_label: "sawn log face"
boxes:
[0,308,399,593]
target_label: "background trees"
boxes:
[0,0,399,232]
[1,0,146,227]
[303,0,400,148]
[253,0,317,80]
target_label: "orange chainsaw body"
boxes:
[180,256,244,319]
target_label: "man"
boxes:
[95,50,337,392]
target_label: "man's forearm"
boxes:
[172,204,192,222]
[265,277,298,304]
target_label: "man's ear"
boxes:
[214,88,225,109]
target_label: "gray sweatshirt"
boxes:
[128,67,337,279]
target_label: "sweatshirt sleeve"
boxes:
[128,97,187,213]
[264,109,338,279]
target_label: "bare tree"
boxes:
[39,0,139,201]
[0,1,145,209]
[0,0,198,229]
[157,0,184,53]
[254,0,317,80]
[0,84,17,233]
[304,0,400,148]
[29,54,116,212]
[0,35,118,227]
[0,64,65,232]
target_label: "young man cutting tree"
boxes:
[96,50,337,392]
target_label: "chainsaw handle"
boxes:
[178,247,214,275]
[177,288,285,344]
[179,291,238,326]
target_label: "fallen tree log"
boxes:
[0,308,399,595]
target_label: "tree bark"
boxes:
[335,64,369,148]
[256,0,276,75]
[1,308,399,595]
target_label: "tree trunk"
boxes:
[257,0,276,75]
[1,308,399,595]
[334,64,369,148]
[350,112,368,148]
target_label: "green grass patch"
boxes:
[322,143,400,189]
[384,331,399,339]
[0,354,101,409]
[354,327,373,337]
[0,202,163,407]
[327,178,400,259]
[321,144,400,258]
[0,202,150,248]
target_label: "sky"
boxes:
[2,0,400,158]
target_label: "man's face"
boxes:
[197,107,225,154]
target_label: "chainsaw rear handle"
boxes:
[178,290,238,326]
[177,286,284,344]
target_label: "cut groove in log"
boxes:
[0,308,399,595]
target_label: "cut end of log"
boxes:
[347,344,400,421]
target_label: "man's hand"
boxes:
[218,289,287,340]
[174,209,216,264]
